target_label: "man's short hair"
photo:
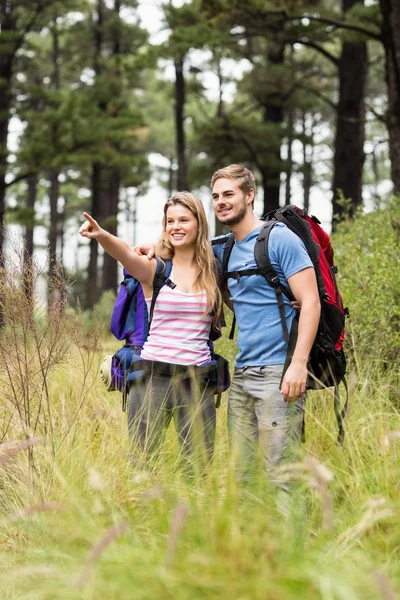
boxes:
[210,164,256,196]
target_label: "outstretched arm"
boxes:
[79,213,156,285]
[281,267,320,402]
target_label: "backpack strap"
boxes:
[211,233,231,247]
[254,221,295,342]
[221,233,235,276]
[334,376,348,446]
[218,234,237,340]
[149,258,175,326]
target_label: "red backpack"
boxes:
[215,205,349,444]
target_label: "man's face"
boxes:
[211,178,253,226]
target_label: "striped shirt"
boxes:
[140,283,212,366]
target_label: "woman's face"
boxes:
[165,204,199,249]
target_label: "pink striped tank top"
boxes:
[140,283,212,366]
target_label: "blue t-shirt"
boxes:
[214,223,313,368]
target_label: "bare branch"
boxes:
[293,39,340,67]
[287,13,382,42]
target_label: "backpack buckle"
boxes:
[164,278,176,289]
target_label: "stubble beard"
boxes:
[217,203,247,227]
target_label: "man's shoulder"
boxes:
[269,221,305,249]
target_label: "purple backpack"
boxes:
[105,258,230,410]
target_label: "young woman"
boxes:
[79,192,223,468]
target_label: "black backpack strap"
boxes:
[221,234,235,279]
[334,378,348,445]
[228,314,236,340]
[149,258,175,326]
[254,221,295,342]
[220,234,237,340]
[211,233,231,247]
[225,266,262,280]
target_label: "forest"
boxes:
[1,1,400,599]
[0,0,398,305]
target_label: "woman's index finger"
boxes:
[82,212,96,224]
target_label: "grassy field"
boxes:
[1,203,399,599]
[0,323,399,600]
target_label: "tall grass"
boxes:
[1,360,399,600]
[0,207,399,600]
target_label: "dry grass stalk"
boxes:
[0,252,71,460]
[373,571,398,600]
[139,484,165,503]
[338,497,394,548]
[381,431,400,453]
[91,409,118,423]
[6,501,65,523]
[302,457,334,530]
[165,502,188,568]
[0,242,104,461]
[348,371,357,396]
[0,437,43,466]
[275,457,334,529]
[76,520,129,586]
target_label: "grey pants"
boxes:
[127,365,216,468]
[228,365,305,481]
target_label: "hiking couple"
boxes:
[79,164,320,479]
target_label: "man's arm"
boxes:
[281,267,320,402]
[132,243,156,259]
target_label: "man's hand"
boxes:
[290,300,301,310]
[132,243,156,259]
[280,360,307,402]
[79,212,103,239]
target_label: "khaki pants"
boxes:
[228,365,305,485]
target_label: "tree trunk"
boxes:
[101,167,119,293]
[48,23,61,291]
[175,55,187,190]
[261,42,285,214]
[100,0,121,295]
[25,175,37,261]
[0,4,15,269]
[332,0,367,228]
[303,162,312,214]
[86,163,101,308]
[48,169,59,280]
[380,0,400,194]
[23,174,37,302]
[302,113,314,213]
[86,0,105,309]
[285,106,294,205]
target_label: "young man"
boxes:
[210,164,320,480]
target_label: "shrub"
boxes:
[333,198,400,371]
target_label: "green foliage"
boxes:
[334,198,400,369]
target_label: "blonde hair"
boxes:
[210,164,256,208]
[157,191,222,326]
